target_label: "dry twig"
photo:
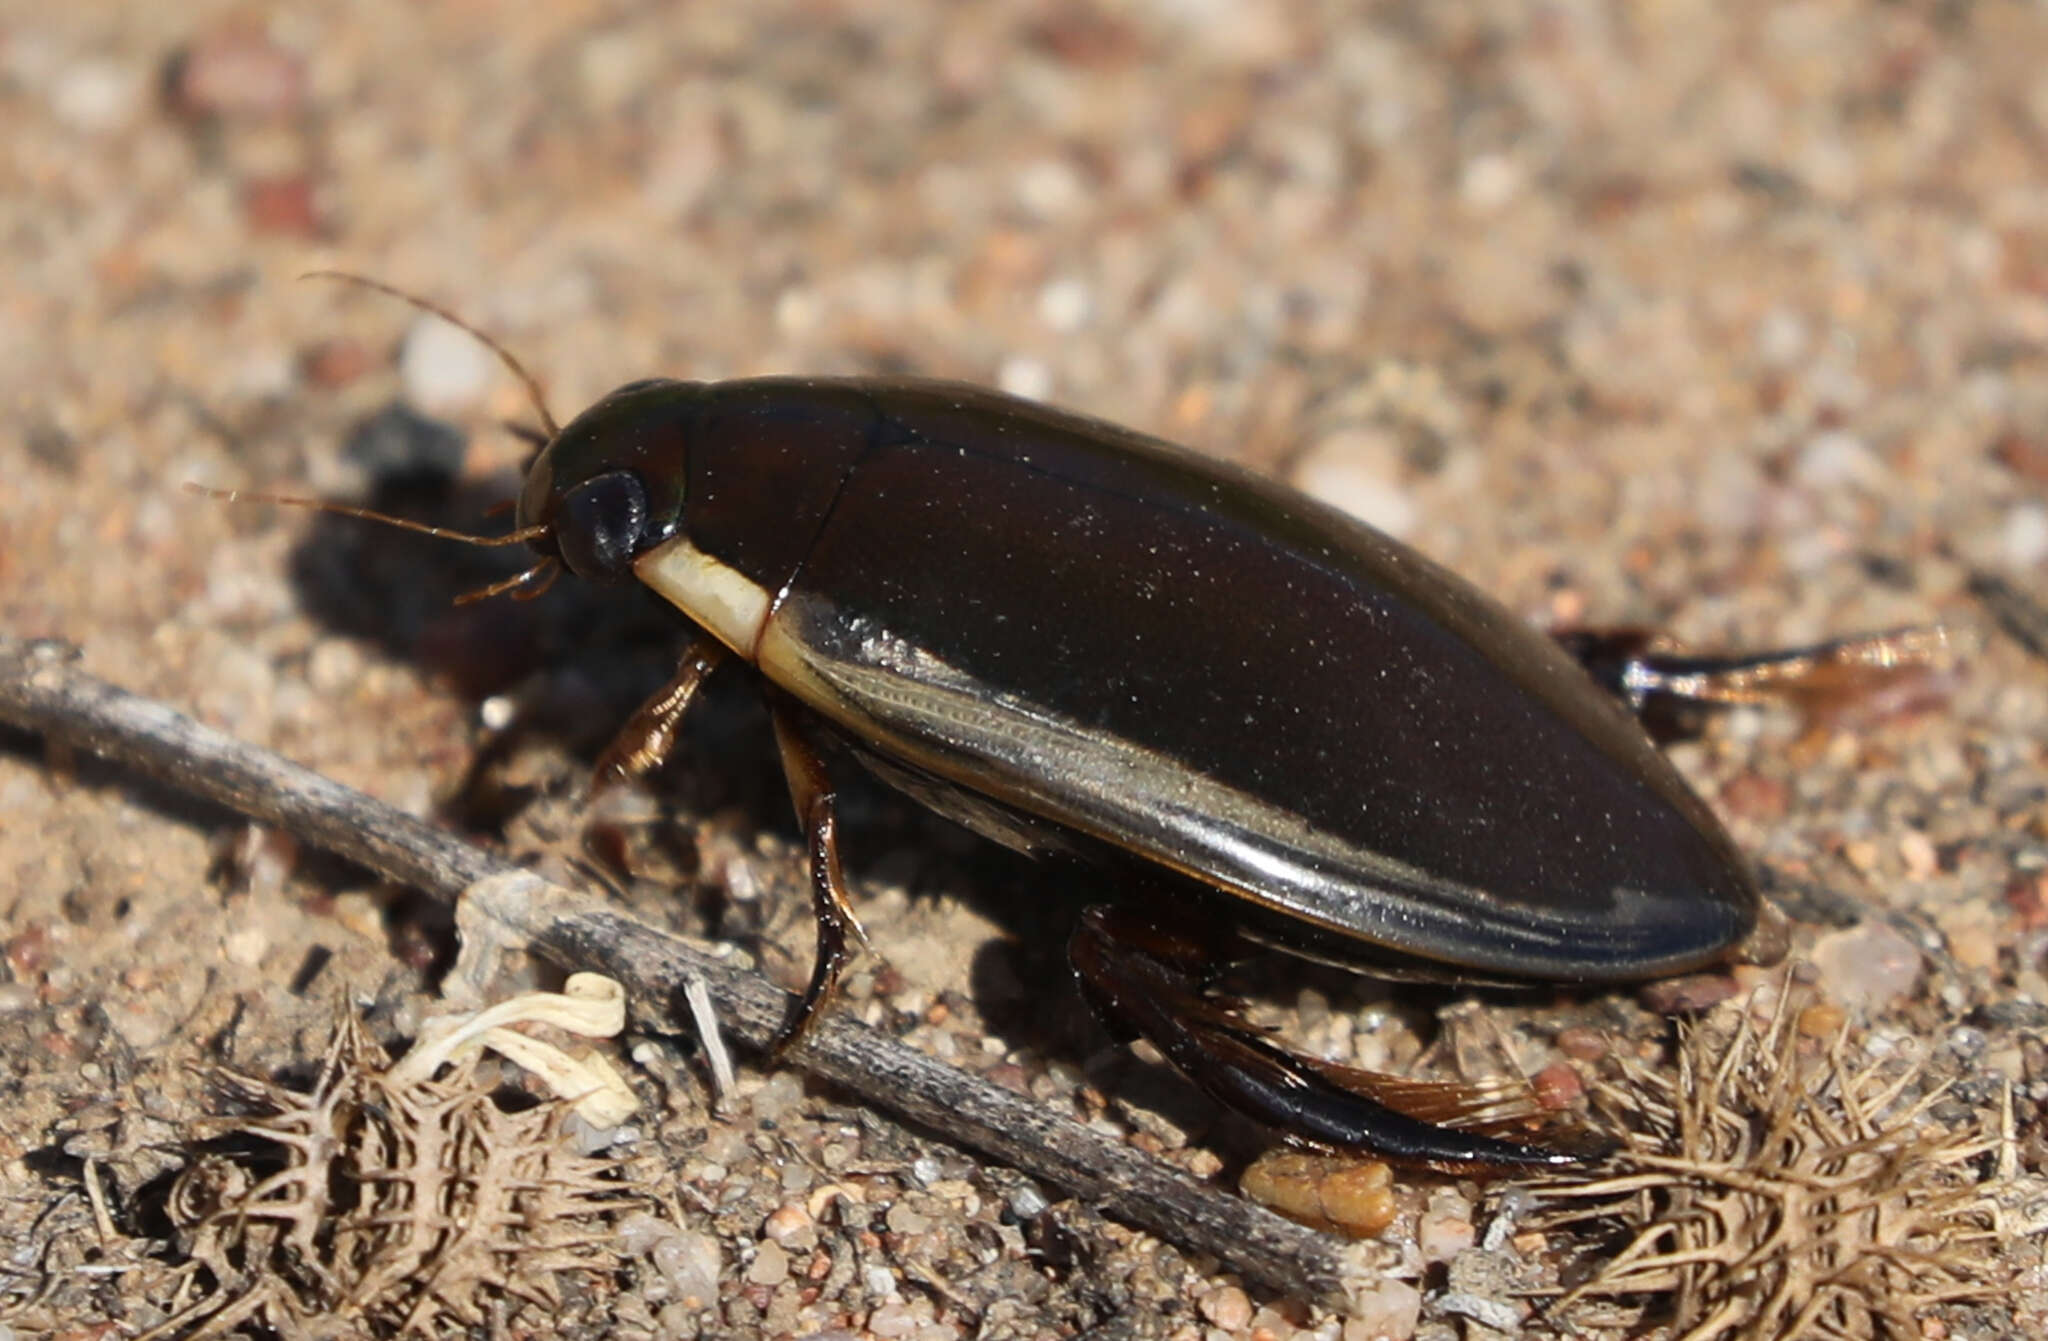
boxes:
[0,636,1373,1308]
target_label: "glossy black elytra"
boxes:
[218,277,1945,1175]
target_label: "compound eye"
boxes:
[554,470,650,582]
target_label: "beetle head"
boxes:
[518,378,699,583]
[298,273,702,592]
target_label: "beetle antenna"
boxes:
[503,420,552,449]
[509,559,561,601]
[185,483,547,548]
[300,269,562,439]
[456,557,559,605]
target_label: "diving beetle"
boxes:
[217,277,1936,1174]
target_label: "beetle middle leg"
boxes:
[592,634,728,791]
[767,694,873,1057]
[1069,904,1609,1173]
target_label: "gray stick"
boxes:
[0,636,1371,1307]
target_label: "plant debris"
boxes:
[143,985,652,1340]
[1524,984,2047,1340]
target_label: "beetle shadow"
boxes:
[274,441,807,955]
[283,471,675,711]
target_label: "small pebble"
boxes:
[478,694,518,732]
[328,892,383,941]
[302,338,374,388]
[1241,1151,1396,1236]
[997,355,1052,402]
[1794,429,1884,490]
[1014,156,1084,218]
[1459,152,1522,211]
[621,1215,719,1309]
[1531,1061,1583,1110]
[222,927,268,967]
[1797,1001,1847,1039]
[1005,1182,1049,1221]
[1936,903,2000,973]
[170,24,307,119]
[867,1300,920,1338]
[885,1201,930,1236]
[761,1202,816,1250]
[103,995,179,1050]
[1810,922,1923,1014]
[243,176,322,238]
[1753,306,1809,366]
[233,347,298,400]
[576,28,656,111]
[1640,971,1741,1014]
[5,926,51,977]
[1292,427,1416,539]
[1554,1028,1607,1062]
[1038,276,1093,332]
[750,1069,806,1123]
[1718,771,1789,822]
[306,638,366,696]
[51,58,142,132]
[1198,1285,1253,1331]
[1994,432,2048,485]
[2007,874,2048,928]
[1898,829,1938,881]
[745,1238,789,1287]
[2003,503,2048,569]
[401,315,497,414]
[1342,1278,1420,1341]
[1417,1192,1475,1263]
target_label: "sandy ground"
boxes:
[4,2,2048,1338]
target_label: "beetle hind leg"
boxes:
[1069,905,1611,1173]
[766,696,873,1057]
[1554,624,1953,737]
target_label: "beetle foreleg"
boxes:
[767,697,873,1058]
[592,636,727,792]
[1069,906,1609,1174]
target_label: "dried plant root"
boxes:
[145,988,652,1341]
[1523,985,2040,1340]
